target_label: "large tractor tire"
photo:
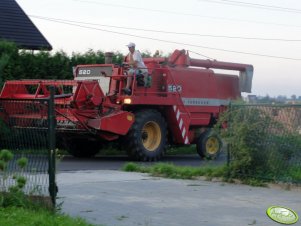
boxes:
[125,109,167,161]
[196,129,222,160]
[64,138,101,158]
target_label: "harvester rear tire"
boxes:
[65,139,101,158]
[125,109,167,161]
[196,129,222,160]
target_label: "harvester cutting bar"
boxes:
[0,80,77,99]
[3,80,77,85]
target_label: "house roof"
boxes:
[0,0,52,50]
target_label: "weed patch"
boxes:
[0,207,98,226]
[123,162,227,180]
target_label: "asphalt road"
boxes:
[57,153,227,171]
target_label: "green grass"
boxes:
[122,162,227,180]
[122,162,301,187]
[287,166,301,182]
[0,206,100,226]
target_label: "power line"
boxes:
[30,15,301,42]
[72,0,301,29]
[188,50,215,60]
[32,16,301,61]
[199,0,301,14]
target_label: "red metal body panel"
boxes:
[87,111,134,135]
[72,81,104,109]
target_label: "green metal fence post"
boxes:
[48,86,57,207]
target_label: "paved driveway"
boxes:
[58,170,300,226]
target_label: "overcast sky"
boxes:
[16,0,301,97]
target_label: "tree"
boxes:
[0,41,18,86]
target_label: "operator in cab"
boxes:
[122,42,147,95]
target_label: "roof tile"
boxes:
[0,0,52,50]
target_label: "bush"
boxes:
[0,149,32,208]
[219,105,301,183]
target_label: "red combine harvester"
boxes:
[0,49,253,161]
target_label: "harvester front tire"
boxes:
[196,129,222,160]
[126,110,167,161]
[65,139,101,158]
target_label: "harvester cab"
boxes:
[74,64,142,95]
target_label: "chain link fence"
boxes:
[226,104,301,184]
[0,90,56,206]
